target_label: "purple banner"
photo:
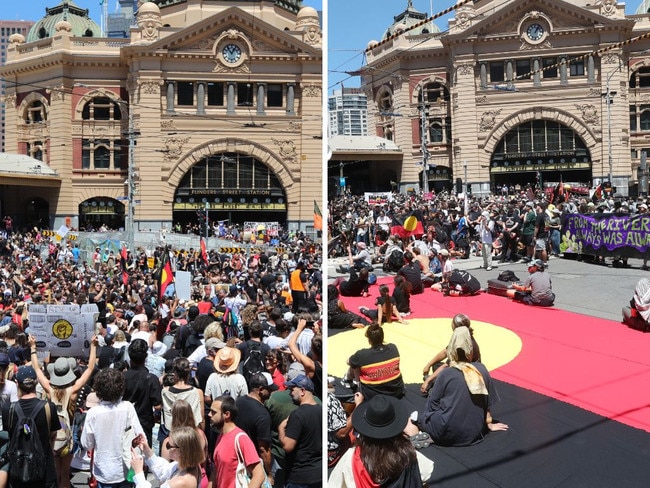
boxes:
[562,213,650,257]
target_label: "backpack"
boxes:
[223,307,243,340]
[385,249,404,272]
[52,390,73,457]
[241,342,265,383]
[498,270,520,282]
[7,400,50,484]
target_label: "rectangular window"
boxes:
[516,59,531,80]
[519,127,532,153]
[238,84,253,106]
[177,82,194,106]
[267,84,283,107]
[207,82,224,106]
[630,106,638,132]
[532,121,545,152]
[569,59,584,77]
[429,119,443,143]
[542,58,557,78]
[489,62,504,82]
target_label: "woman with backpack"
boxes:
[159,357,205,456]
[28,334,98,488]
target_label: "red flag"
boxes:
[313,201,322,231]
[120,245,129,286]
[200,237,209,266]
[157,250,174,302]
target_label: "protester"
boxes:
[507,259,555,306]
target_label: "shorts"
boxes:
[520,234,533,247]
[514,291,555,307]
[535,238,547,251]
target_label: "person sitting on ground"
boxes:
[359,284,406,325]
[391,275,412,316]
[396,251,423,295]
[405,326,508,446]
[622,277,650,332]
[338,243,372,274]
[420,314,481,394]
[431,269,482,297]
[506,258,555,306]
[331,265,370,298]
[327,393,434,487]
[344,322,405,400]
[327,285,370,329]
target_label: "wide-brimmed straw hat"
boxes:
[214,347,241,374]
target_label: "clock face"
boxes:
[526,23,545,41]
[222,44,242,63]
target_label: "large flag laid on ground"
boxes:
[200,237,209,266]
[157,250,174,302]
[120,245,129,286]
[314,201,322,231]
[390,210,425,239]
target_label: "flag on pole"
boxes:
[157,249,174,302]
[120,245,129,286]
[313,201,322,231]
[590,183,603,203]
[200,237,209,266]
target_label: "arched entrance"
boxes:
[24,197,50,229]
[171,152,288,233]
[79,197,125,231]
[489,120,592,190]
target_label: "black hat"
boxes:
[352,394,410,439]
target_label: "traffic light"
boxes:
[456,178,463,194]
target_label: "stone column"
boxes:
[533,58,541,87]
[197,82,205,115]
[506,60,513,82]
[480,62,487,89]
[166,82,174,113]
[560,56,568,85]
[257,83,266,115]
[227,82,236,114]
[587,55,595,83]
[286,83,295,115]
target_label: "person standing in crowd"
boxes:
[122,338,162,448]
[520,201,536,264]
[209,395,266,488]
[2,365,60,488]
[82,367,145,488]
[278,375,322,488]
[533,202,550,263]
[478,210,495,271]
[289,261,309,312]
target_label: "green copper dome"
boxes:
[26,0,101,43]
[382,0,439,40]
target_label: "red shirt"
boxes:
[213,428,260,488]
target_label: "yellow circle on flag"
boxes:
[404,216,417,232]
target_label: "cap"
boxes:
[529,259,545,270]
[16,365,37,384]
[287,361,306,380]
[205,337,226,352]
[284,374,315,392]
[0,352,9,368]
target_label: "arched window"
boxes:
[24,100,46,124]
[82,97,123,121]
[630,67,650,88]
[38,27,47,39]
[421,82,450,104]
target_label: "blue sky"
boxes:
[327,0,644,95]
[9,0,322,28]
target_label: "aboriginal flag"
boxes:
[390,210,425,239]
[591,183,603,203]
[200,237,209,266]
[157,250,174,302]
[120,245,129,286]
[314,201,322,231]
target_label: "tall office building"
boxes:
[0,20,34,152]
[328,87,368,137]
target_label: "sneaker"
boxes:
[486,266,493,271]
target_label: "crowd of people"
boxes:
[0,223,323,488]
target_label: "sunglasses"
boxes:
[165,442,179,450]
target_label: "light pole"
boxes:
[603,64,621,186]
[420,93,430,194]
[463,159,469,215]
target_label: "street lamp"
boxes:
[419,93,430,194]
[603,64,621,186]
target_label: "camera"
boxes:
[305,321,315,328]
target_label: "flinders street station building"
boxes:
[360,0,650,197]
[0,0,321,233]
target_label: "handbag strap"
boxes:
[234,432,246,465]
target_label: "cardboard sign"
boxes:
[28,303,98,357]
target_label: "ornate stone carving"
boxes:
[476,95,488,104]
[589,87,602,97]
[2,93,16,108]
[456,64,474,76]
[597,0,618,16]
[272,138,297,162]
[140,80,161,95]
[47,86,65,102]
[212,63,250,74]
[519,40,552,51]
[454,7,476,31]
[601,52,619,65]
[162,136,190,162]
[288,121,302,132]
[303,26,321,46]
[302,84,321,97]
[161,119,176,130]
[137,8,162,43]
[192,36,218,50]
[575,104,599,126]
[479,109,502,132]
